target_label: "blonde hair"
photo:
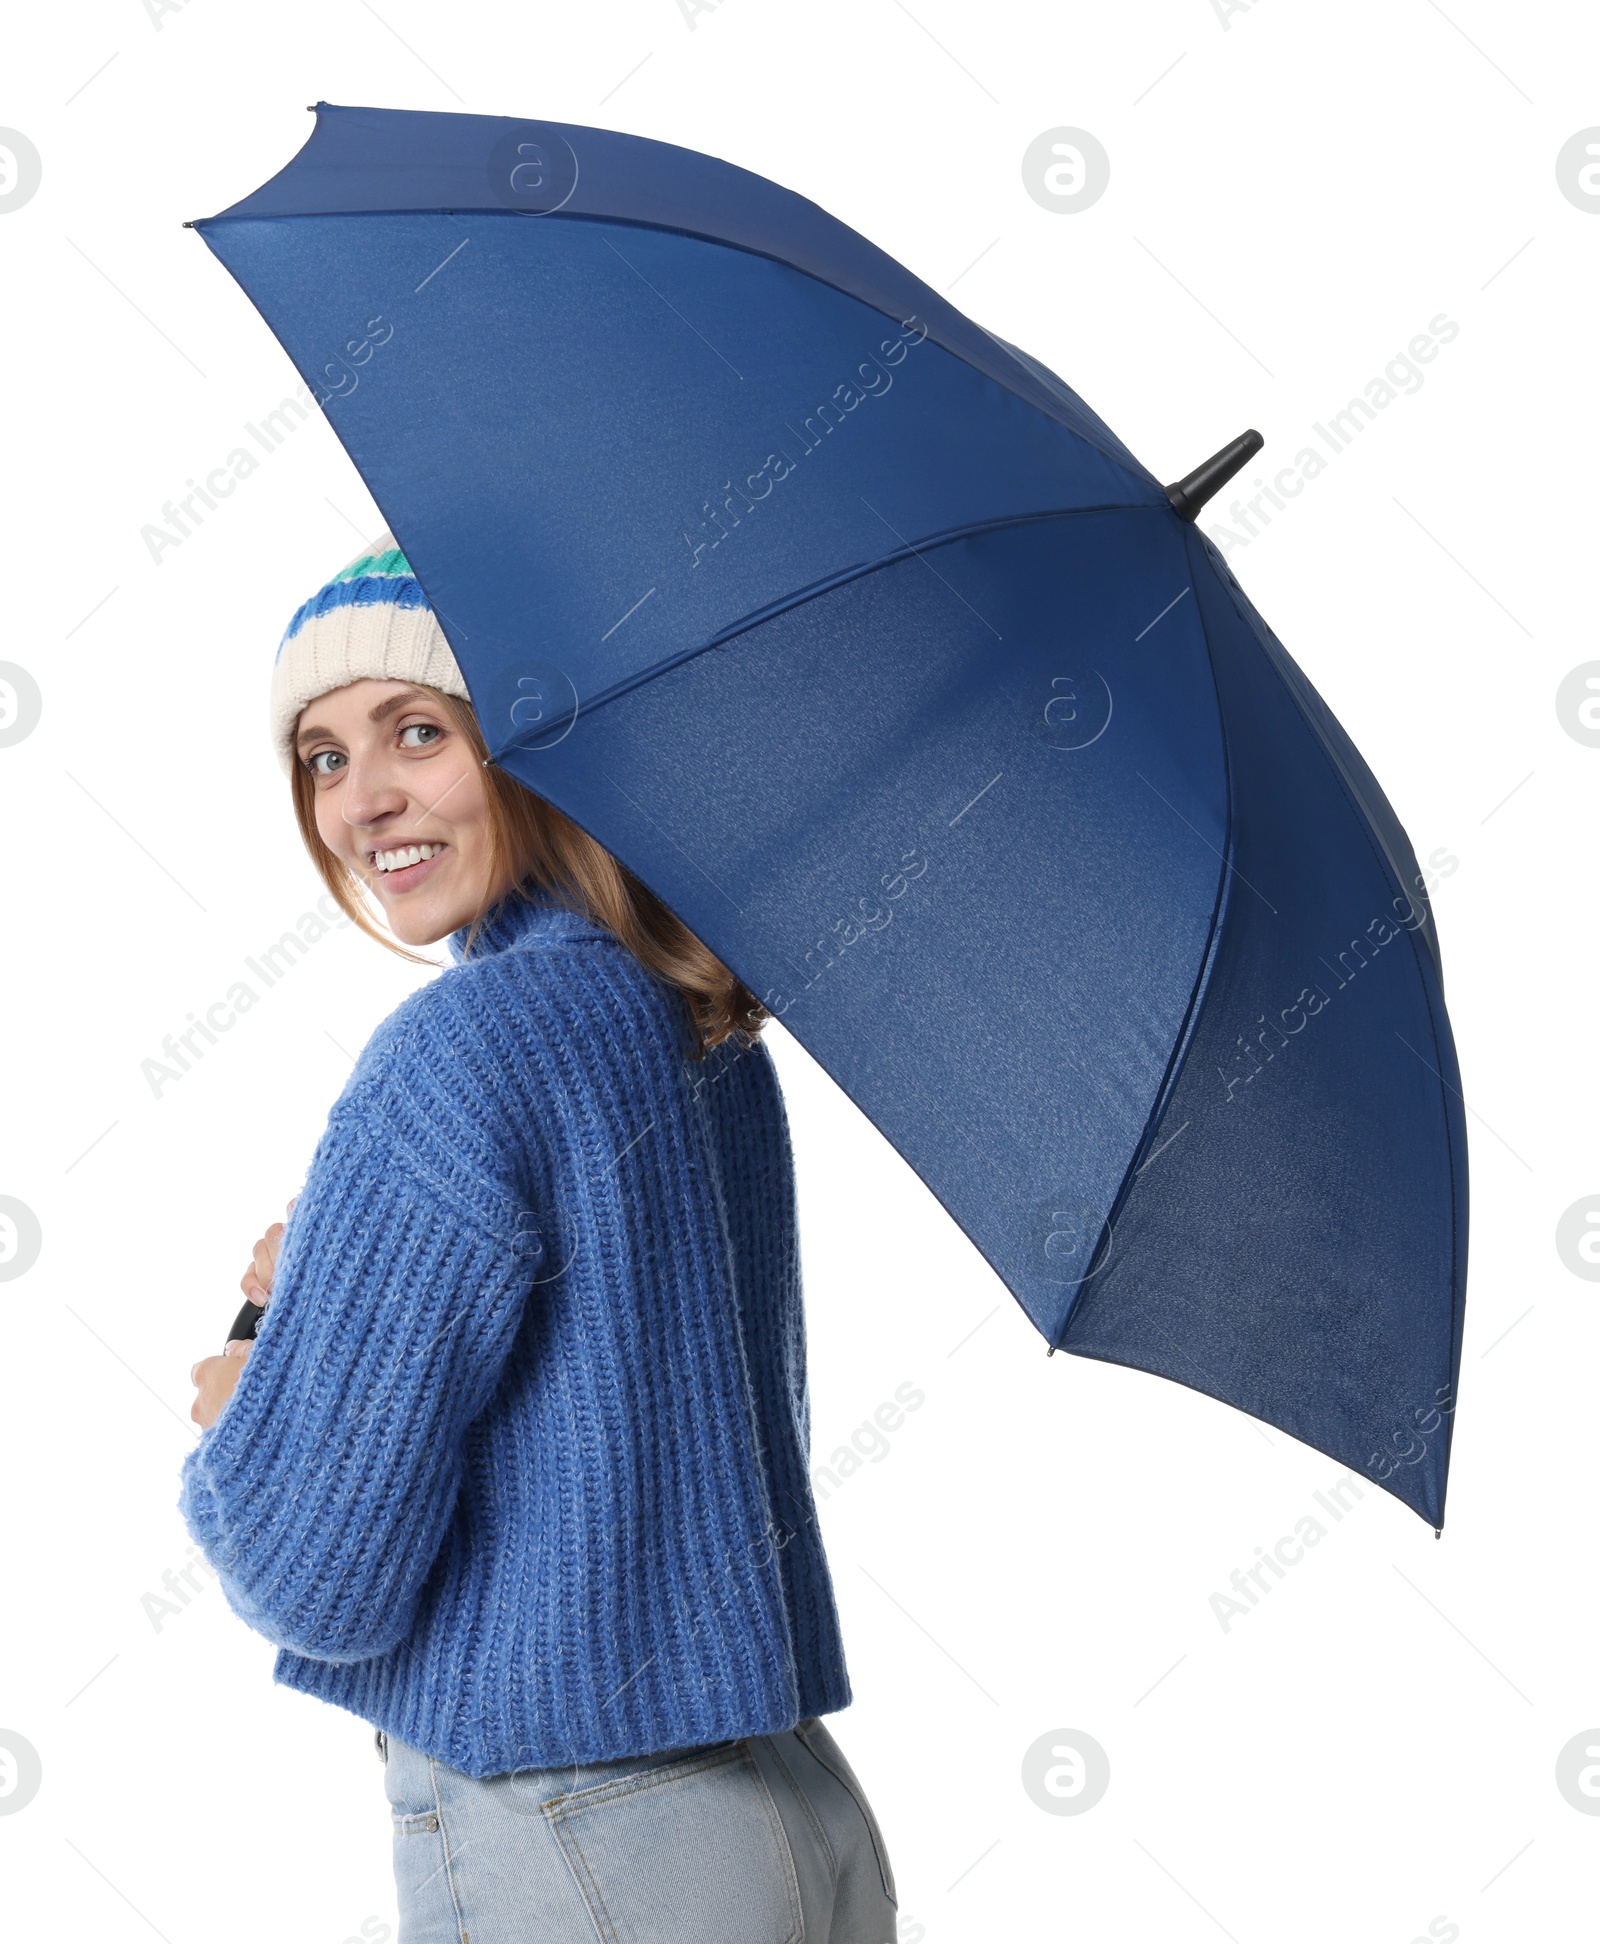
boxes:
[290,687,767,1056]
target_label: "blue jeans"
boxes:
[377,1716,898,1943]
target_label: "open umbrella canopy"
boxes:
[192,104,1467,1527]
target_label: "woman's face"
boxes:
[294,679,510,945]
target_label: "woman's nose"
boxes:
[340,758,409,829]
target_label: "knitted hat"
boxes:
[270,532,470,773]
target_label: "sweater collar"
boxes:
[447,882,601,963]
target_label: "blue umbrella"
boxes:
[190,104,1467,1528]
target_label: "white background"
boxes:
[1,3,1594,1940]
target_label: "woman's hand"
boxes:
[188,1197,299,1430]
[190,1339,252,1429]
[240,1195,298,1310]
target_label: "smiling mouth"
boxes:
[371,841,448,876]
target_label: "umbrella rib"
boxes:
[1392,1030,1532,1171]
[1134,1120,1189,1174]
[858,497,1002,639]
[1134,771,1276,914]
[513,506,1151,745]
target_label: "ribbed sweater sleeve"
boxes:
[178,973,536,1663]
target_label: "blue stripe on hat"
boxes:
[276,572,432,662]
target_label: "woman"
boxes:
[181,535,900,1944]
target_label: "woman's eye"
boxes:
[307,749,346,777]
[399,723,442,748]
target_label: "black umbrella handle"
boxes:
[226,1296,265,1346]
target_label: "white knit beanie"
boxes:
[270,532,471,773]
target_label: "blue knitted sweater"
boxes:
[178,887,850,1777]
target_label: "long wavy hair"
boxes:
[290,686,767,1056]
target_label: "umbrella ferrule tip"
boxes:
[1165,428,1265,521]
